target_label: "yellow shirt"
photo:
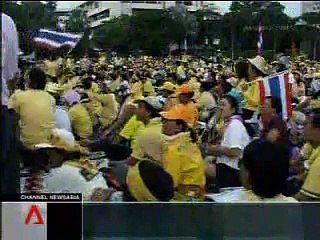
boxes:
[300,146,320,200]
[131,118,162,160]
[243,80,261,112]
[98,93,119,128]
[120,115,144,144]
[68,104,93,139]
[131,81,143,99]
[143,80,155,96]
[188,78,201,102]
[91,82,101,94]
[12,90,56,149]
[45,60,58,78]
[163,132,206,189]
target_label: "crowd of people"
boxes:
[6,50,319,203]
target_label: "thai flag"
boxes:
[33,29,83,49]
[259,71,293,120]
[257,21,263,55]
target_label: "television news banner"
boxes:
[1,193,82,240]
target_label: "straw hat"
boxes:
[247,55,268,74]
[158,81,177,93]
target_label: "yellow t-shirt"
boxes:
[143,80,156,96]
[120,115,144,144]
[131,81,143,99]
[300,146,320,200]
[188,78,201,102]
[68,104,93,139]
[243,80,261,112]
[131,118,162,160]
[12,90,56,149]
[163,132,206,189]
[98,93,119,128]
[45,60,58,78]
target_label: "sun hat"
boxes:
[135,96,164,111]
[247,55,268,75]
[158,81,177,92]
[160,107,191,124]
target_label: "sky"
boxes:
[56,1,302,17]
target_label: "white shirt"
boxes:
[55,106,72,132]
[2,13,19,106]
[44,164,108,200]
[217,117,250,170]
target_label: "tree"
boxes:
[68,9,87,33]
[2,1,57,53]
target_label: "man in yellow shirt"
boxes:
[64,90,93,141]
[11,68,56,149]
[295,109,320,201]
[128,96,164,164]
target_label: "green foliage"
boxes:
[68,9,86,33]
[2,1,57,53]
[94,7,196,55]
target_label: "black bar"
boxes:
[47,203,82,240]
[0,193,82,202]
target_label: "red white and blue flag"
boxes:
[33,29,83,50]
[259,71,293,120]
[257,21,263,55]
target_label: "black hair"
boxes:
[266,96,282,114]
[235,60,249,80]
[139,160,174,201]
[82,77,93,90]
[224,95,239,115]
[241,139,290,198]
[201,81,214,92]
[219,79,233,95]
[29,67,47,90]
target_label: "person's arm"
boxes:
[294,162,320,202]
[207,145,241,158]
[294,192,317,202]
[207,120,244,159]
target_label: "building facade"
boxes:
[302,1,320,14]
[76,1,209,29]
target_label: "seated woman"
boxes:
[206,95,250,189]
[160,107,206,201]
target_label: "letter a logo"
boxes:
[25,205,44,225]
